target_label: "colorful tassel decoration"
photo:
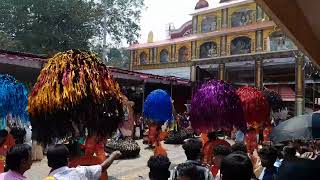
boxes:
[0,74,29,124]
[143,89,173,125]
[28,50,124,143]
[190,80,246,133]
[263,89,284,112]
[237,86,270,128]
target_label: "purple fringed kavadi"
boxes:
[190,80,245,133]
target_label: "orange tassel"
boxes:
[263,126,272,142]
[159,131,168,141]
[154,143,167,156]
[200,133,208,145]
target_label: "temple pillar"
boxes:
[295,54,305,116]
[220,36,227,56]
[149,48,152,64]
[191,65,197,82]
[221,9,228,28]
[173,44,177,62]
[142,82,146,110]
[255,59,263,90]
[256,30,263,52]
[192,16,198,34]
[218,63,225,81]
[170,45,174,62]
[129,50,134,71]
[192,41,197,59]
[153,48,157,63]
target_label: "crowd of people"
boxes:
[0,143,121,180]
[0,121,319,179]
[146,131,320,180]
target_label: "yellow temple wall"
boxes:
[131,2,296,67]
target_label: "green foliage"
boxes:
[0,0,144,55]
[0,32,21,50]
[105,48,130,69]
[102,0,144,44]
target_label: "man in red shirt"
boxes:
[0,130,15,172]
[245,128,258,155]
[202,132,230,165]
[211,145,232,178]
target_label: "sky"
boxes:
[138,0,220,43]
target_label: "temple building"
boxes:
[128,0,320,116]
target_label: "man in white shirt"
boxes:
[46,144,121,180]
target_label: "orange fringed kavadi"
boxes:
[28,50,124,143]
[28,50,124,180]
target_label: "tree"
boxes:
[101,0,144,44]
[105,48,130,69]
[0,32,21,51]
[0,0,144,55]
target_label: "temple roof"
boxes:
[170,21,192,39]
[195,0,209,10]
[0,49,190,85]
[191,0,254,16]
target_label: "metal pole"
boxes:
[295,53,305,116]
[219,63,225,81]
[255,59,263,90]
[142,82,145,111]
[102,16,107,63]
[102,0,108,63]
[170,83,173,97]
[313,83,315,110]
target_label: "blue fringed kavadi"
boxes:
[143,89,173,125]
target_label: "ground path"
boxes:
[26,140,186,180]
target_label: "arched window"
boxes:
[201,16,217,33]
[139,52,147,65]
[160,49,169,63]
[200,42,218,58]
[269,31,295,51]
[178,47,188,62]
[231,8,254,27]
[230,36,251,55]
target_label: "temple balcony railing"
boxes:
[133,61,192,70]
[133,50,298,70]
[191,50,298,65]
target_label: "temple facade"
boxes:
[128,0,320,116]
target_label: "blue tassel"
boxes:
[143,89,173,125]
[0,74,29,124]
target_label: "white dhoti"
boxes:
[32,140,43,161]
[120,128,133,137]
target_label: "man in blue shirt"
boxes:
[258,146,278,180]
[235,130,244,143]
